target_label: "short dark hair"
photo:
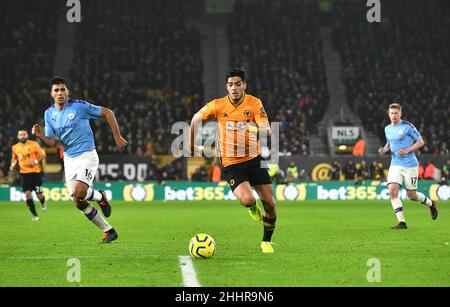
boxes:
[225,68,246,83]
[50,76,69,89]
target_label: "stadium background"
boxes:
[1,0,450,288]
[0,0,448,201]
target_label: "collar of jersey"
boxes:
[54,98,72,111]
[227,93,245,108]
[392,120,403,126]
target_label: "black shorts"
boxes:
[222,156,272,192]
[21,173,43,193]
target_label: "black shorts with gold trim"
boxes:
[21,172,43,193]
[222,155,272,192]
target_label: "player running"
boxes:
[189,68,277,253]
[10,129,47,221]
[32,77,128,243]
[378,103,438,229]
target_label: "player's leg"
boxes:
[223,163,263,219]
[22,174,39,220]
[403,168,438,220]
[74,150,111,216]
[24,190,39,221]
[249,157,276,253]
[233,181,257,208]
[66,151,117,243]
[33,173,46,212]
[387,166,407,229]
[71,180,117,242]
[253,184,277,253]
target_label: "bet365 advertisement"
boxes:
[1,181,448,202]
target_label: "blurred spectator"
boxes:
[342,160,356,180]
[286,161,298,182]
[331,160,341,180]
[442,159,450,179]
[418,162,425,179]
[424,162,436,180]
[356,160,370,180]
[211,163,222,182]
[268,162,285,184]
[370,161,384,180]
[191,166,209,182]
[298,169,310,181]
[146,161,162,183]
[352,137,365,156]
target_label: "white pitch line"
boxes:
[0,255,159,260]
[178,256,202,287]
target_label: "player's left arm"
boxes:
[34,143,46,163]
[100,107,128,150]
[399,125,424,156]
[249,100,271,136]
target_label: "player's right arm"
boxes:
[188,101,217,156]
[32,124,57,147]
[10,146,17,171]
[378,142,390,155]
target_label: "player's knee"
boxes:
[239,194,256,207]
[407,191,417,200]
[24,191,32,199]
[389,192,398,199]
[388,188,399,198]
[72,185,87,200]
[261,199,276,215]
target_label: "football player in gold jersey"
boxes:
[189,68,277,253]
[10,129,47,221]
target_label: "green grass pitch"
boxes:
[0,200,448,286]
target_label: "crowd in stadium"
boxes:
[333,0,450,156]
[70,0,203,157]
[0,0,58,182]
[228,0,329,156]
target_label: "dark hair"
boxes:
[17,128,28,132]
[225,68,246,83]
[50,76,69,89]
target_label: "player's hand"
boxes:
[247,122,258,134]
[25,161,37,167]
[32,124,43,138]
[378,147,386,155]
[398,149,409,156]
[114,135,128,150]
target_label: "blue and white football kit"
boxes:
[45,99,102,196]
[385,120,422,191]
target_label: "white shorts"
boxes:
[64,150,99,196]
[387,166,419,190]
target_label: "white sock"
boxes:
[82,204,112,231]
[416,192,433,207]
[391,198,406,223]
[84,188,103,202]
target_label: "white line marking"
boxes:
[178,256,201,287]
[0,255,159,260]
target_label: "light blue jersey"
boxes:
[44,99,102,158]
[384,120,422,167]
